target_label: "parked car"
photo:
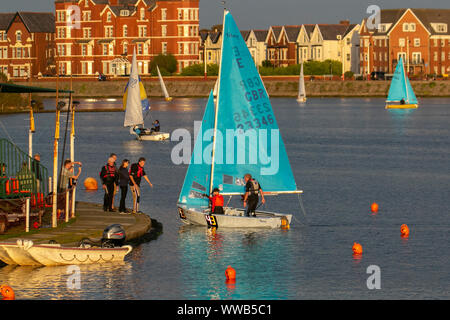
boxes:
[370,71,385,80]
[98,73,107,81]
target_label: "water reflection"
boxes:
[0,262,133,300]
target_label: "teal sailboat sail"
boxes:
[386,57,418,105]
[210,11,298,195]
[178,91,216,206]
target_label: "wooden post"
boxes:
[52,66,60,228]
[25,198,30,232]
[65,189,69,222]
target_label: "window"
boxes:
[140,8,145,20]
[123,25,128,37]
[83,28,91,38]
[161,9,167,21]
[347,53,350,61]
[85,0,89,7]
[412,52,421,64]
[399,38,405,47]
[162,42,167,54]
[434,52,438,62]
[0,47,7,59]
[138,26,147,37]
[442,52,446,61]
[410,23,416,32]
[82,44,87,56]
[414,38,420,47]
[162,25,167,37]
[103,44,108,56]
[123,42,128,55]
[107,12,112,22]
[16,31,22,42]
[120,10,130,17]
[402,23,409,32]
[137,43,143,55]
[105,26,113,38]
[436,23,447,33]
[83,11,91,21]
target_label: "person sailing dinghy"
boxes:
[177,10,303,229]
[123,49,170,141]
[385,57,418,109]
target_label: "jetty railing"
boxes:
[0,139,49,202]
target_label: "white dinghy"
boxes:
[0,240,132,266]
[123,49,170,141]
[177,10,303,229]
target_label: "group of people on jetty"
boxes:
[99,154,153,214]
[98,153,266,217]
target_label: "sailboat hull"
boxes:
[385,104,418,109]
[134,132,170,141]
[178,206,292,229]
[297,97,307,103]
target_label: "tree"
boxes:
[150,54,178,75]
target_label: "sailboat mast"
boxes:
[209,9,227,195]
[402,58,410,103]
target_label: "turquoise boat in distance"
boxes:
[385,57,418,109]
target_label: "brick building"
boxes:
[54,0,200,76]
[359,8,450,77]
[0,12,55,78]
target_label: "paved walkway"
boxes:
[2,201,152,246]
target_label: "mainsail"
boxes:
[178,91,216,206]
[210,11,298,195]
[298,62,306,101]
[157,65,171,100]
[386,57,417,105]
[123,49,150,127]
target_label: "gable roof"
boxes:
[252,29,268,42]
[317,24,353,40]
[240,30,250,41]
[6,12,55,33]
[0,13,15,31]
[283,25,301,42]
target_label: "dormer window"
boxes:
[120,10,129,17]
[436,23,447,33]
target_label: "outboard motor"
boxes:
[101,224,126,248]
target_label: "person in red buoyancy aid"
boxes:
[204,188,224,215]
[100,157,118,212]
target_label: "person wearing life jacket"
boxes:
[243,173,265,217]
[204,187,224,215]
[100,157,118,212]
[129,157,153,213]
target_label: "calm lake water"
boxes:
[0,97,449,300]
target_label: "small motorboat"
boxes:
[0,224,133,266]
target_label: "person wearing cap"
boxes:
[204,187,224,215]
[31,153,41,192]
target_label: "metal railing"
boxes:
[0,139,49,209]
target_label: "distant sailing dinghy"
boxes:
[157,65,173,101]
[177,11,303,229]
[123,49,170,141]
[297,62,307,103]
[385,57,418,109]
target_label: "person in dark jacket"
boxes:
[100,157,119,212]
[243,173,265,217]
[118,159,130,214]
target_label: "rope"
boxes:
[0,119,15,144]
[294,193,309,226]
[58,97,72,185]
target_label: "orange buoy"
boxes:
[371,202,379,213]
[225,266,236,280]
[84,177,98,190]
[352,242,363,255]
[0,285,15,300]
[400,224,410,237]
